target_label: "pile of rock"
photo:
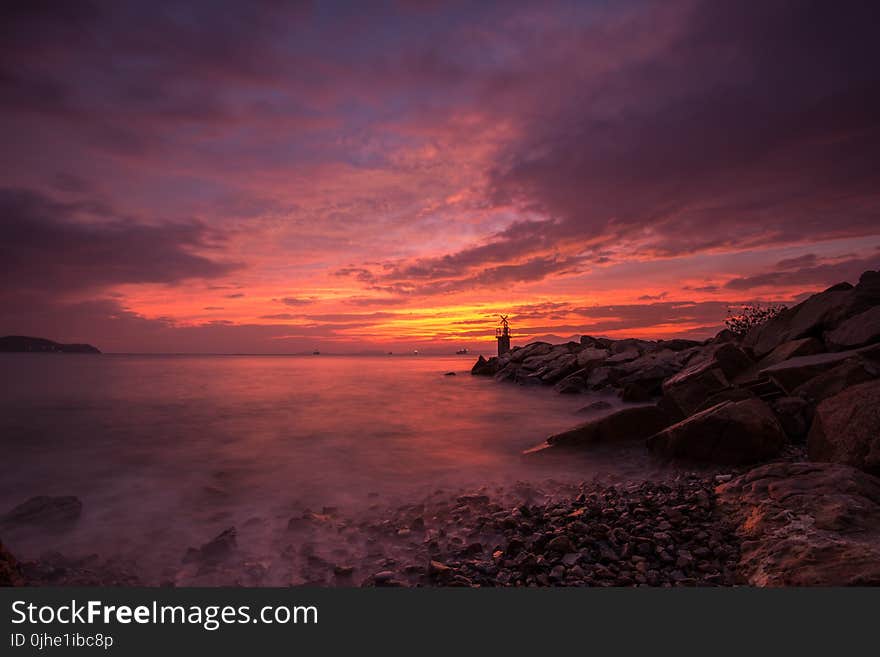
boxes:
[355,477,740,587]
[477,271,880,470]
[478,270,880,586]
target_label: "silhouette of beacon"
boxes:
[496,315,511,356]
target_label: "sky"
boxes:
[2,0,879,353]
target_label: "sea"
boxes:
[0,353,670,582]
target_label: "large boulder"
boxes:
[655,338,703,352]
[554,369,590,394]
[758,348,873,393]
[616,347,701,393]
[825,305,880,350]
[647,398,785,465]
[580,335,613,349]
[529,405,672,452]
[755,337,824,369]
[470,355,499,376]
[711,343,754,379]
[744,271,880,357]
[660,359,730,418]
[605,347,640,364]
[506,342,553,364]
[538,353,579,383]
[792,356,878,404]
[743,283,855,357]
[522,349,564,371]
[493,361,520,382]
[585,366,614,390]
[576,347,609,368]
[0,496,82,534]
[716,462,880,585]
[808,379,880,475]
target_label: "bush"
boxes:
[725,304,787,338]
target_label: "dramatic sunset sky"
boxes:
[2,0,879,353]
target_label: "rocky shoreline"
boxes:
[2,468,744,588]
[3,271,880,587]
[466,270,880,585]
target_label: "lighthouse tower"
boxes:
[496,314,511,357]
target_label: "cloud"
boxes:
[0,187,239,299]
[278,296,317,306]
[260,313,298,320]
[483,0,880,260]
[3,1,880,349]
[724,254,880,290]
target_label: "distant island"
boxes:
[0,336,101,354]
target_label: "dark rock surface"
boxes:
[808,380,880,475]
[534,405,672,451]
[647,399,785,465]
[717,462,880,585]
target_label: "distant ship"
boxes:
[455,347,469,355]
[312,350,320,355]
[413,349,419,355]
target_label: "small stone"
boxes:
[545,535,575,553]
[429,560,451,575]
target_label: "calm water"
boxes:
[0,353,662,579]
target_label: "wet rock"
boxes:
[586,366,614,389]
[533,405,672,452]
[471,355,499,376]
[539,353,579,384]
[606,348,641,364]
[577,347,610,368]
[554,370,589,394]
[445,371,456,376]
[661,358,731,418]
[0,495,82,533]
[808,379,880,474]
[717,462,880,585]
[647,398,785,465]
